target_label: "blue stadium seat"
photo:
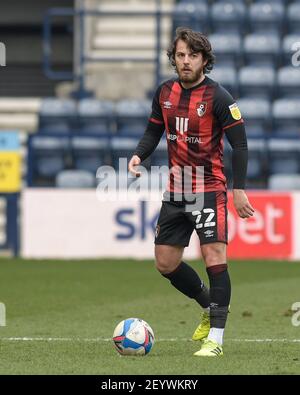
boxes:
[237,97,271,137]
[253,0,288,3]
[225,137,267,188]
[277,66,300,98]
[39,98,77,133]
[282,34,300,65]
[115,99,151,136]
[238,66,275,99]
[287,3,300,33]
[243,33,280,66]
[268,138,300,175]
[110,136,144,188]
[173,2,209,35]
[272,98,300,136]
[214,0,245,3]
[209,66,237,97]
[211,2,246,34]
[178,0,208,3]
[56,169,95,188]
[209,33,242,67]
[269,174,300,191]
[30,136,70,183]
[111,136,140,169]
[71,137,109,174]
[248,2,284,34]
[247,139,267,182]
[78,99,114,135]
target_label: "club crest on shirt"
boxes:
[229,103,242,120]
[196,102,207,117]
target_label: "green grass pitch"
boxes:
[0,258,300,375]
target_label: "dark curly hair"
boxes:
[167,27,215,74]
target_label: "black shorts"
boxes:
[155,191,228,247]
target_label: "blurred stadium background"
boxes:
[0,0,300,375]
[0,0,299,259]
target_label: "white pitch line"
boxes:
[0,337,300,343]
[228,338,300,343]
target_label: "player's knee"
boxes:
[202,244,226,266]
[155,257,172,274]
[155,255,180,274]
[154,245,183,274]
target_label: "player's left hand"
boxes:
[233,189,255,219]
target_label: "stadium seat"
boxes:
[78,99,114,135]
[243,33,280,66]
[111,136,141,169]
[238,66,275,100]
[277,66,300,98]
[247,138,267,183]
[282,34,300,65]
[39,98,77,133]
[268,138,300,174]
[211,2,246,34]
[56,169,95,188]
[30,136,70,184]
[254,0,288,3]
[269,174,300,191]
[209,33,242,67]
[172,2,209,35]
[178,0,208,3]
[224,137,267,188]
[110,136,148,188]
[71,136,110,174]
[208,66,238,97]
[214,0,245,3]
[287,3,300,33]
[115,99,151,136]
[272,98,300,136]
[248,2,284,34]
[237,97,271,137]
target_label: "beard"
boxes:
[177,66,203,84]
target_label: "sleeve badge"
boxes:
[229,103,242,120]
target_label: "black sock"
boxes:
[206,264,231,328]
[162,261,210,309]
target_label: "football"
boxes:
[112,318,155,356]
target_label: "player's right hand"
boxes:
[128,155,141,177]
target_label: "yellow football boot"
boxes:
[192,311,210,341]
[193,339,223,357]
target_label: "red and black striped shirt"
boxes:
[135,76,245,193]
